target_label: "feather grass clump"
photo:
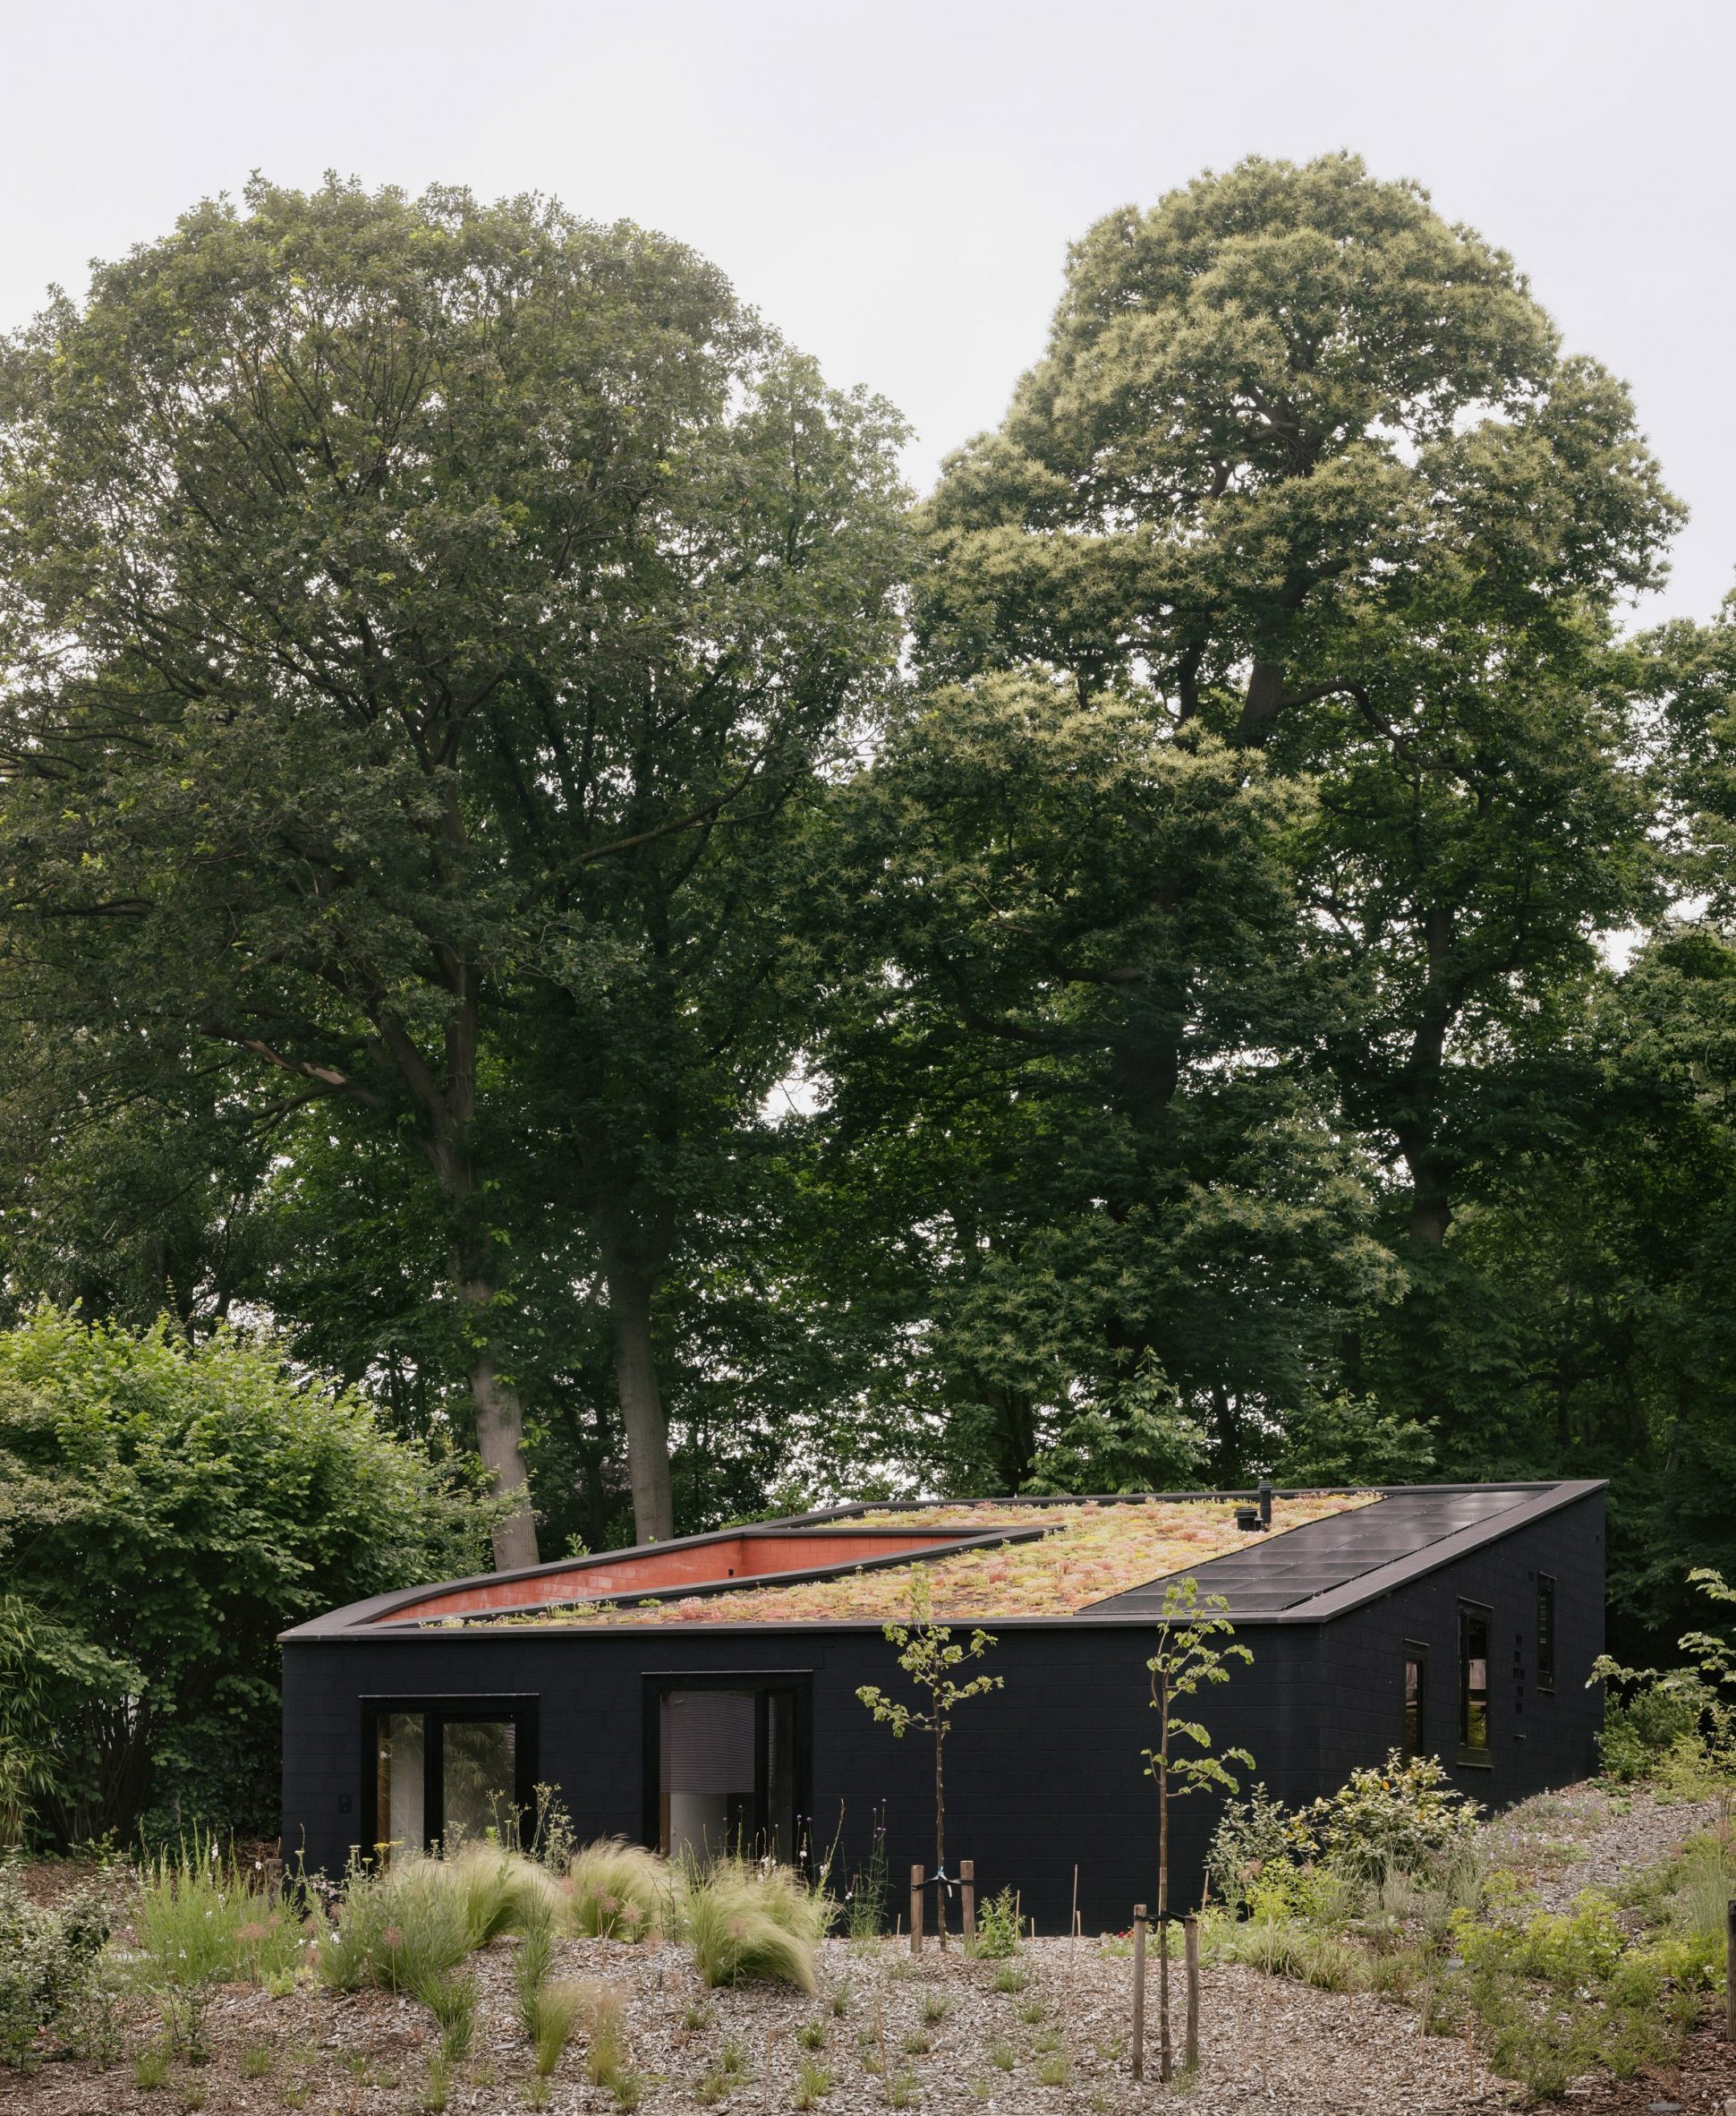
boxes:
[566,1838,675,1941]
[685,1858,830,1992]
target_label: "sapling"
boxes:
[1143,1577,1253,2082]
[856,1570,1001,1947]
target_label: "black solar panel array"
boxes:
[1090,1488,1534,1617]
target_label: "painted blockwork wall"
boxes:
[281,1496,1604,1933]
[1314,1488,1605,1799]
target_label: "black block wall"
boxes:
[283,1493,1604,1932]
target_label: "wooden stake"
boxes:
[960,1858,975,1945]
[1725,1898,1735,2041]
[1071,1864,1080,1957]
[1131,1904,1148,2082]
[1725,1895,1736,2041]
[1183,1913,1200,2074]
[909,1864,923,1955]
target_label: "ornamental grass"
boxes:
[685,1857,830,1993]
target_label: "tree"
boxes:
[0,176,906,1562]
[856,1569,1001,1946]
[916,150,1676,1280]
[0,1306,496,1845]
[1143,1579,1253,2082]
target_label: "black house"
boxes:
[280,1481,1604,1930]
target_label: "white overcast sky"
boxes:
[4,0,1732,623]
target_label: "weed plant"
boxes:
[967,1885,1020,1958]
[134,1840,308,1990]
[530,1977,589,2077]
[991,1960,1027,1992]
[416,1966,477,2061]
[794,2054,836,2106]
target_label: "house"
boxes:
[280,1480,1604,1930]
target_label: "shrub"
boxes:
[1204,1782,1316,1910]
[566,1839,673,1941]
[685,1859,827,1992]
[1309,1751,1481,1884]
[0,1867,110,2069]
[1599,1677,1715,1782]
[0,1308,498,1847]
[969,1886,1021,1959]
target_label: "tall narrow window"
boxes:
[1459,1605,1491,1762]
[376,1712,425,1856]
[1536,1574,1556,1693]
[646,1676,807,1866]
[1401,1644,1427,1760]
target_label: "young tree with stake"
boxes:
[856,1569,1000,1946]
[1145,1578,1253,2080]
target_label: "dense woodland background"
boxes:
[3,153,1735,1840]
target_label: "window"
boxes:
[644,1675,809,1866]
[1536,1574,1556,1693]
[1401,1643,1427,1760]
[1458,1605,1492,1764]
[364,1698,537,1859]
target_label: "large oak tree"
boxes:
[0,178,906,1561]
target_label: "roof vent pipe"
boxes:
[1258,1479,1273,1530]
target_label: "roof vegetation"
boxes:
[465,1493,1378,1628]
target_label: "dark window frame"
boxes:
[1401,1640,1428,1760]
[1457,1603,1493,1769]
[1536,1574,1556,1693]
[360,1694,540,1858]
[641,1670,813,1869]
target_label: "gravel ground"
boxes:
[5,1930,1509,2116]
[1485,1784,1726,1910]
[8,1782,1735,2114]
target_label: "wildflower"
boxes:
[235,1922,269,1946]
[382,1925,404,1951]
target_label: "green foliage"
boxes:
[1143,1579,1255,1827]
[1307,1752,1483,1884]
[1204,1783,1318,1912]
[968,1887,1021,1959]
[1454,1894,1710,2100]
[530,1978,589,2078]
[0,1308,495,1845]
[134,1842,311,1990]
[857,1568,1001,1881]
[0,1866,110,2070]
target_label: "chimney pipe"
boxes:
[1257,1479,1272,1530]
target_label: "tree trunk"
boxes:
[601,1238,676,1542]
[463,1332,541,1572]
[1158,1719,1172,2081]
[934,1721,948,1947]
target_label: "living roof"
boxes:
[283,1480,1606,1641]
[444,1492,1375,1628]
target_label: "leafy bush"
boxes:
[1453,1893,1710,2100]
[566,1839,673,1941]
[1204,1782,1317,1910]
[685,1859,828,1992]
[1598,1676,1715,1782]
[0,1866,110,2069]
[1308,1751,1481,1883]
[969,1885,1021,1958]
[0,1308,498,1846]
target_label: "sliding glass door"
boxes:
[646,1676,808,1867]
[365,1697,536,1859]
